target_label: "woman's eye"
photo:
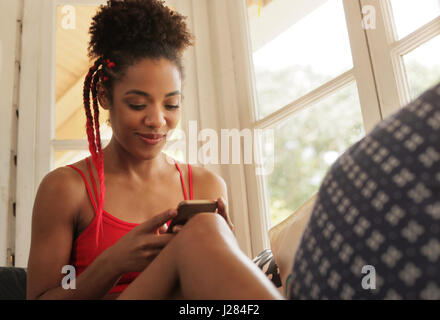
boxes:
[129,104,179,110]
[129,104,146,110]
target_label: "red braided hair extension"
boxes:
[83,58,105,247]
[92,68,106,245]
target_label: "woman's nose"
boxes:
[144,105,166,128]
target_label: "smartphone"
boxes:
[167,200,218,233]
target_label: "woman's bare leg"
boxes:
[118,213,283,300]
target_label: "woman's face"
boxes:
[101,57,182,160]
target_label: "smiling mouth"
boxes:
[136,133,166,145]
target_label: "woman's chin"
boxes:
[136,145,165,161]
[112,137,166,161]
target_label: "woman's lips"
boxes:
[136,133,166,145]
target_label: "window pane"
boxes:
[390,0,440,39]
[55,5,112,140]
[403,35,440,100]
[247,0,353,119]
[263,82,364,227]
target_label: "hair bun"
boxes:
[88,0,193,59]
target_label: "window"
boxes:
[245,0,440,229]
[363,0,440,113]
[389,0,440,39]
[264,83,364,226]
[404,35,440,99]
[249,0,354,119]
[247,0,366,227]
[387,0,440,99]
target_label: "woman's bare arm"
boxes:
[26,168,122,300]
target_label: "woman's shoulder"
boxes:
[188,164,227,199]
[35,160,89,210]
[30,163,89,253]
[190,165,225,183]
[165,155,227,198]
[43,159,89,188]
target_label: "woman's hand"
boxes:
[171,197,234,234]
[216,197,235,232]
[102,209,177,275]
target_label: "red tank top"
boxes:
[66,158,193,294]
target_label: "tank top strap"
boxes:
[85,157,100,206]
[66,163,99,214]
[174,161,194,200]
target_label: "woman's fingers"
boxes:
[216,197,235,231]
[156,223,169,235]
[141,233,175,250]
[138,209,177,234]
[172,225,183,233]
[144,248,162,260]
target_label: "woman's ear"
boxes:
[97,82,111,110]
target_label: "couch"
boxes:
[0,267,27,300]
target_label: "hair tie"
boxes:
[106,59,116,69]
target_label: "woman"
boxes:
[26,0,239,300]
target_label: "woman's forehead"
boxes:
[125,58,180,81]
[116,57,181,95]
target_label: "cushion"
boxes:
[268,194,316,296]
[0,267,27,300]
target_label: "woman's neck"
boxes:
[102,137,168,182]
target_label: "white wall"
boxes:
[0,0,23,267]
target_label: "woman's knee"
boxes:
[188,212,231,234]
[176,213,236,248]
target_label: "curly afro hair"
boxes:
[88,0,193,91]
